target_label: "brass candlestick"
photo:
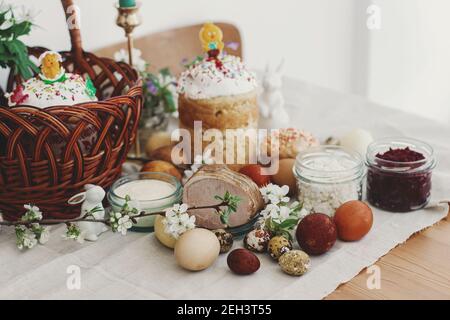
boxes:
[116,2,142,158]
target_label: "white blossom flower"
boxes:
[29,223,50,245]
[260,184,290,205]
[0,2,10,12]
[15,5,39,24]
[22,204,43,221]
[0,9,13,30]
[163,203,195,239]
[38,227,50,244]
[114,48,147,73]
[63,224,85,244]
[178,212,196,230]
[127,200,141,216]
[117,215,132,235]
[15,225,37,250]
[261,203,291,224]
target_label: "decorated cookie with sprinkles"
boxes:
[5,51,98,108]
[262,128,320,159]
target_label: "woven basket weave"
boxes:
[0,0,142,220]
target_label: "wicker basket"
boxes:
[0,0,142,220]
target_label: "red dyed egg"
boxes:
[227,248,260,275]
[239,164,271,187]
[334,200,373,241]
[296,213,337,255]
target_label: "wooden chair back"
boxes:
[94,22,242,75]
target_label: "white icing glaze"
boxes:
[6,73,97,108]
[177,55,257,100]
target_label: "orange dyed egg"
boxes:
[334,200,373,241]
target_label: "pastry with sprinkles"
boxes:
[261,128,320,159]
[5,51,97,108]
[177,23,259,170]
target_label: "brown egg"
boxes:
[145,131,172,158]
[272,158,297,194]
[227,248,260,275]
[334,200,373,241]
[141,160,182,181]
[296,213,337,255]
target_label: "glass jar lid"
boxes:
[293,145,365,184]
[366,137,436,173]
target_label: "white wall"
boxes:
[1,0,357,94]
[3,0,449,124]
[366,0,450,123]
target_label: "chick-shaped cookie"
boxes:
[199,22,224,58]
[39,51,65,82]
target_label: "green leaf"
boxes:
[0,8,36,79]
[184,55,203,68]
[11,21,32,38]
[280,230,293,241]
[16,63,32,79]
[220,210,231,225]
[278,219,299,229]
[162,90,176,113]
[159,67,171,77]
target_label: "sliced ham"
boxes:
[183,165,264,229]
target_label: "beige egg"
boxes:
[145,131,172,158]
[175,228,220,271]
[154,215,177,249]
[272,158,297,194]
[340,129,373,158]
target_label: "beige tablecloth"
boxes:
[1,78,449,299]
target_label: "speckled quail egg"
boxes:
[278,250,310,276]
[268,236,293,260]
[213,229,234,254]
[244,228,272,253]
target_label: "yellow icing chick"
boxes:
[199,22,224,55]
[39,51,63,80]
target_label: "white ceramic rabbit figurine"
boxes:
[68,184,108,241]
[259,59,290,128]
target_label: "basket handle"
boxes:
[61,0,83,62]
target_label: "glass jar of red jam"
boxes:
[366,137,436,212]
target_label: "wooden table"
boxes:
[326,218,450,299]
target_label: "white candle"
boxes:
[115,180,176,202]
[109,178,181,229]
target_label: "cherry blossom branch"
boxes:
[0,202,230,227]
[0,192,241,250]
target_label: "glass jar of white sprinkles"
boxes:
[293,146,366,216]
